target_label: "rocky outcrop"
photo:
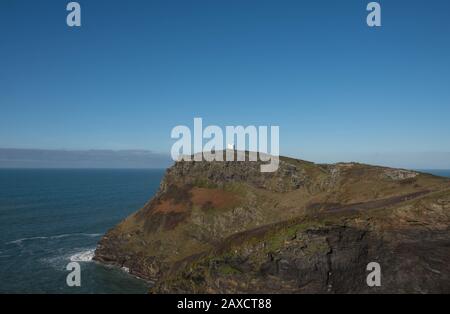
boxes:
[94,154,450,293]
[153,215,450,293]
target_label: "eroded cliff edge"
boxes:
[94,155,450,293]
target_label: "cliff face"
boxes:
[94,155,450,293]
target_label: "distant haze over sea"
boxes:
[0,148,172,169]
[1,148,450,170]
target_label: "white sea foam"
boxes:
[8,236,48,244]
[69,249,95,262]
[7,233,102,245]
[40,247,96,268]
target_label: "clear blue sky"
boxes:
[1,0,449,166]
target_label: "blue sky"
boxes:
[1,0,449,167]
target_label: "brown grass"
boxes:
[191,187,240,210]
[152,200,189,214]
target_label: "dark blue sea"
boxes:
[0,169,165,293]
[420,169,450,178]
[0,168,448,293]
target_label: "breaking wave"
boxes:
[69,249,95,262]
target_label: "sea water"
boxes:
[0,169,165,293]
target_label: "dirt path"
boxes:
[327,190,432,212]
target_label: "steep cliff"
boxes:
[94,154,450,293]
